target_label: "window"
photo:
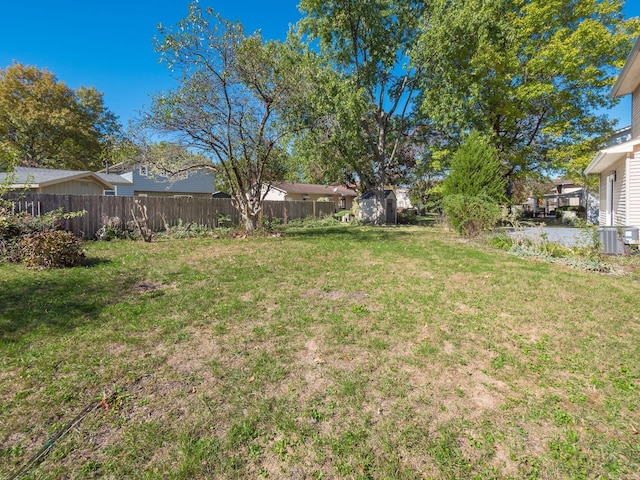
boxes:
[104,190,115,196]
[139,165,149,176]
[338,197,346,209]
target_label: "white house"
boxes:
[585,38,640,229]
[261,182,357,211]
[395,187,413,210]
[542,180,584,216]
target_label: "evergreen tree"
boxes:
[442,131,506,202]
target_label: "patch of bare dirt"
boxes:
[132,280,177,294]
[307,287,369,303]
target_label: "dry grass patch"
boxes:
[1,226,638,479]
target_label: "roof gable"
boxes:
[585,137,640,174]
[0,166,114,189]
[611,36,640,98]
[360,190,396,200]
[268,182,357,197]
[95,172,133,185]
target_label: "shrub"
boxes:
[397,209,418,225]
[18,230,85,270]
[487,232,515,250]
[1,207,87,262]
[442,194,502,237]
[96,216,134,241]
[158,219,229,239]
[0,210,60,240]
[284,215,342,229]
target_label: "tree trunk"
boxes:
[233,193,261,233]
[242,213,258,232]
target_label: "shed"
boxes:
[212,191,232,199]
[358,190,397,224]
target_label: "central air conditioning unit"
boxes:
[597,227,625,254]
[623,227,639,245]
[598,226,639,254]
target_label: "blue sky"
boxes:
[1,1,640,130]
[0,0,302,127]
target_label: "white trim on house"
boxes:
[610,38,640,98]
[584,137,640,175]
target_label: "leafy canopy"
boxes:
[295,0,426,223]
[415,0,640,177]
[0,63,121,171]
[143,3,316,231]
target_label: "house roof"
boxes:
[212,191,232,198]
[610,36,640,98]
[268,182,357,197]
[544,187,583,198]
[585,137,640,175]
[95,172,133,185]
[0,166,114,190]
[360,190,395,200]
[99,162,131,174]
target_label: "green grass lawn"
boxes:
[1,225,639,479]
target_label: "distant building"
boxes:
[97,163,216,197]
[0,166,113,195]
[607,126,632,146]
[543,180,584,216]
[394,187,413,210]
[358,190,397,224]
[262,182,357,211]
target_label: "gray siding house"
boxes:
[99,164,216,197]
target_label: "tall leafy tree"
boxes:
[297,0,426,224]
[0,63,121,171]
[415,0,640,177]
[143,4,314,232]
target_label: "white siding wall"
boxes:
[598,174,606,226]
[598,157,626,226]
[633,86,640,139]
[628,152,640,228]
[617,159,627,227]
[262,188,286,201]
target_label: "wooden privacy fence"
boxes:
[4,193,337,238]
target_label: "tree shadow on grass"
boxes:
[0,263,140,342]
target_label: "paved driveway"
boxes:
[507,226,592,247]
